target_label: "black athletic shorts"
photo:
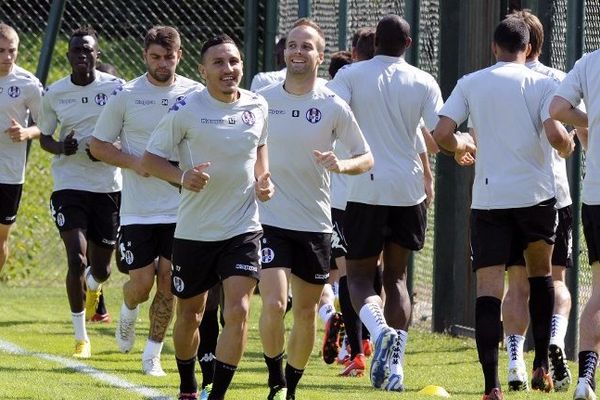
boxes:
[0,183,23,225]
[171,231,262,299]
[261,224,331,285]
[582,203,600,265]
[507,205,572,268]
[118,223,175,270]
[330,207,348,267]
[471,197,557,270]
[344,201,427,259]
[49,189,120,248]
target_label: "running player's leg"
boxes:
[0,223,12,273]
[198,283,221,391]
[0,183,22,272]
[319,280,343,365]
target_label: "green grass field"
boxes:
[0,284,593,400]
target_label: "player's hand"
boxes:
[255,172,274,202]
[424,174,435,208]
[454,132,476,166]
[182,162,210,192]
[558,130,576,159]
[85,144,100,162]
[61,130,78,156]
[5,118,29,142]
[313,150,342,173]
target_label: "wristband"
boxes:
[180,170,186,188]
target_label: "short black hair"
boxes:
[356,30,375,60]
[200,34,237,62]
[70,26,98,44]
[351,27,374,48]
[493,17,530,54]
[328,50,352,79]
[375,15,411,56]
[145,25,181,52]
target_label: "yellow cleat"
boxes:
[73,339,91,358]
[85,288,102,321]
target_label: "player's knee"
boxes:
[262,297,287,320]
[223,302,250,326]
[66,251,86,274]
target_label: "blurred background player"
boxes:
[250,37,286,92]
[39,26,123,358]
[0,23,42,274]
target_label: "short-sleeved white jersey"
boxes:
[526,60,571,209]
[93,74,203,225]
[0,65,43,184]
[146,89,268,241]
[257,83,370,232]
[327,56,443,206]
[39,71,124,193]
[555,50,600,205]
[440,62,558,209]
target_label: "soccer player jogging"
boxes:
[327,15,440,391]
[434,17,574,400]
[141,34,274,400]
[257,19,373,400]
[0,23,42,273]
[38,27,123,359]
[89,26,203,376]
[550,47,600,400]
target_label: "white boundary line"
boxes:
[0,339,172,400]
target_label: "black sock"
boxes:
[284,363,304,398]
[528,276,554,370]
[264,352,286,389]
[339,277,362,358]
[198,308,219,387]
[578,351,599,391]
[475,296,501,394]
[176,356,198,394]
[207,360,236,400]
[96,289,107,314]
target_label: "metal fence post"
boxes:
[404,0,421,67]
[243,0,259,89]
[35,0,67,85]
[264,1,279,72]
[337,0,348,50]
[298,0,311,18]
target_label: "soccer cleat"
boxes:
[199,384,212,400]
[370,327,397,389]
[339,353,366,377]
[481,387,504,400]
[267,385,287,400]
[362,339,373,357]
[142,356,166,376]
[337,354,350,365]
[531,366,554,392]
[573,378,597,400]
[73,339,91,359]
[115,316,136,353]
[178,392,198,400]
[507,362,529,391]
[89,312,111,324]
[549,344,572,391]
[322,312,344,364]
[85,287,102,321]
[385,372,404,392]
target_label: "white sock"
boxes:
[318,303,336,324]
[359,303,388,341]
[84,266,101,291]
[72,311,88,341]
[121,302,139,320]
[337,334,349,361]
[549,314,568,349]
[142,339,164,361]
[389,329,408,375]
[505,334,525,368]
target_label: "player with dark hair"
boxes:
[435,17,574,400]
[90,25,203,376]
[0,23,43,273]
[328,50,351,79]
[142,34,274,400]
[328,14,441,391]
[39,26,124,358]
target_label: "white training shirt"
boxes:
[555,50,600,205]
[327,56,443,206]
[39,71,124,193]
[146,88,268,241]
[93,73,203,225]
[526,60,571,209]
[0,65,43,184]
[440,61,558,209]
[257,82,370,233]
[250,68,328,92]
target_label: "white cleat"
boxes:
[115,316,136,353]
[573,378,597,400]
[142,356,167,377]
[507,362,529,391]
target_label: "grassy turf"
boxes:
[0,285,592,399]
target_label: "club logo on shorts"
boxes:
[261,247,275,264]
[122,249,134,265]
[173,276,185,293]
[95,93,108,106]
[306,108,322,124]
[241,110,256,126]
[56,212,65,227]
[7,86,20,98]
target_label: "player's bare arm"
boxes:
[89,137,149,176]
[254,144,274,202]
[433,116,476,157]
[40,129,78,155]
[549,96,588,128]
[543,118,575,158]
[5,118,41,142]
[420,151,434,207]
[312,149,373,175]
[141,150,209,192]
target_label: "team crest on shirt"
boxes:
[95,93,108,106]
[241,110,256,126]
[7,86,20,98]
[261,247,275,264]
[306,108,321,123]
[173,276,185,293]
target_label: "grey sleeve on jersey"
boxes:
[25,82,43,123]
[334,103,370,156]
[38,90,58,136]
[326,73,351,103]
[93,92,124,143]
[422,77,444,131]
[439,81,469,126]
[555,58,585,108]
[146,110,183,158]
